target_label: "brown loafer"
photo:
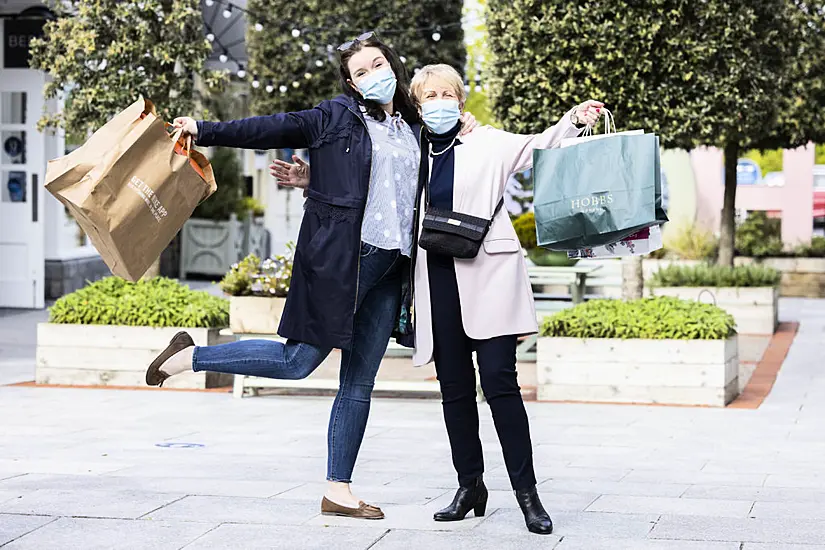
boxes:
[145,331,195,387]
[321,497,384,520]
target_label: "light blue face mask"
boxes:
[357,68,397,105]
[421,99,462,135]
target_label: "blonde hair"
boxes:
[410,64,466,105]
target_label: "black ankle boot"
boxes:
[433,477,488,522]
[515,486,553,534]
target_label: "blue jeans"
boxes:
[193,243,403,483]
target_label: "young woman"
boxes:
[145,34,475,519]
[409,64,603,534]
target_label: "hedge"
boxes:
[649,264,781,288]
[48,277,229,328]
[540,297,736,340]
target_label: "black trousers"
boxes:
[427,252,537,491]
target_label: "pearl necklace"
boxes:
[429,136,458,157]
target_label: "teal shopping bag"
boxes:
[533,134,662,251]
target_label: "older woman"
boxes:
[409,64,603,535]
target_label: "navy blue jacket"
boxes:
[197,95,421,350]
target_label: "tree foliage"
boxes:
[246,0,465,115]
[486,0,825,265]
[30,0,226,134]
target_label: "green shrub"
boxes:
[649,264,781,288]
[793,236,825,258]
[540,297,735,340]
[512,212,537,250]
[49,277,228,328]
[193,147,244,221]
[665,224,719,261]
[735,211,784,258]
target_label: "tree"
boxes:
[487,0,825,269]
[245,0,465,115]
[30,0,226,278]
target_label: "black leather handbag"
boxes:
[418,199,504,259]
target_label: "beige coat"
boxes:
[412,112,581,367]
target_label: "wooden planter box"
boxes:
[537,336,739,406]
[736,257,825,298]
[36,324,234,389]
[649,286,778,335]
[229,296,286,335]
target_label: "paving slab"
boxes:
[146,495,320,525]
[475,509,659,539]
[650,515,825,545]
[585,495,754,518]
[555,537,738,550]
[0,514,55,546]
[183,524,388,550]
[750,500,825,520]
[540,479,689,498]
[0,489,185,520]
[371,529,562,550]
[305,504,486,532]
[681,484,825,503]
[1,517,214,550]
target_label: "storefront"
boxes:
[0,1,106,309]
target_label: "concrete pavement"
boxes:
[1,299,825,549]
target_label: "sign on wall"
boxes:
[3,18,46,69]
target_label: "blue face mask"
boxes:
[421,99,462,135]
[357,68,397,105]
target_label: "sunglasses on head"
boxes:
[337,31,376,52]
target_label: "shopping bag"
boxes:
[566,225,663,259]
[45,98,216,281]
[533,133,660,250]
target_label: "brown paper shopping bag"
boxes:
[45,98,216,281]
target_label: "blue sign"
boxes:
[736,159,761,185]
[155,442,204,449]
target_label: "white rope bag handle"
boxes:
[581,108,615,137]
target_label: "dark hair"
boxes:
[338,34,420,126]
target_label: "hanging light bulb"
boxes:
[266,82,274,93]
[302,43,310,52]
[400,56,407,63]
[252,76,260,88]
[304,72,312,79]
[254,22,263,32]
[219,52,228,63]
[292,81,300,88]
[292,29,301,38]
[237,65,246,78]
[222,4,232,18]
[315,59,324,68]
[206,33,215,42]
[204,0,213,5]
[432,32,441,42]
[279,85,288,93]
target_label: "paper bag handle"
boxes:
[582,108,615,137]
[165,122,193,157]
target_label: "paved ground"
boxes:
[1,299,825,549]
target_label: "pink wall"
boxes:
[689,144,815,246]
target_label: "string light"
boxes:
[302,43,310,52]
[252,76,260,88]
[204,0,213,5]
[292,29,301,38]
[292,81,300,88]
[237,65,246,78]
[266,82,274,93]
[432,32,441,42]
[304,72,312,79]
[315,59,324,67]
[206,33,215,42]
[222,5,232,18]
[219,52,228,63]
[254,22,263,32]
[279,85,288,93]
